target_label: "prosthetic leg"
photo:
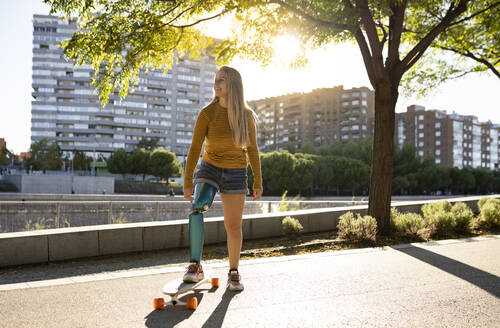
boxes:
[189,182,217,263]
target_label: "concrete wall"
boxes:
[0,195,497,267]
[3,175,114,194]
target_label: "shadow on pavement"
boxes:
[393,244,500,298]
[201,289,239,328]
[144,292,206,327]
[0,248,191,285]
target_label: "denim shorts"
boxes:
[193,160,248,194]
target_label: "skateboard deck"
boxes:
[153,275,219,310]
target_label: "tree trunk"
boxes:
[368,81,398,236]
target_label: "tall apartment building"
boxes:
[396,105,500,170]
[31,14,217,161]
[248,86,374,152]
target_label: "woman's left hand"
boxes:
[253,188,263,201]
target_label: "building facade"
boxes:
[248,86,375,152]
[396,105,500,170]
[31,15,217,162]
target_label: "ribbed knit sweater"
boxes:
[183,101,263,190]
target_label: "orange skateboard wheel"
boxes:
[153,298,165,310]
[186,297,198,310]
[211,277,220,288]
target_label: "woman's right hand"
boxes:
[183,187,194,202]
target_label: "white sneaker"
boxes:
[183,261,204,283]
[227,269,244,291]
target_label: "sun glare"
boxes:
[273,34,301,65]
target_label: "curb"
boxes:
[1,234,498,292]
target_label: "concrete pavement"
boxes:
[0,235,499,327]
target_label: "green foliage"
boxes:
[106,148,130,177]
[421,200,475,236]
[337,212,377,242]
[402,2,500,96]
[0,145,13,166]
[150,148,183,183]
[278,190,301,212]
[136,137,160,151]
[111,213,128,224]
[129,148,151,181]
[24,217,55,231]
[391,208,428,240]
[422,200,452,219]
[478,197,492,211]
[451,202,474,233]
[281,216,304,237]
[25,138,63,171]
[70,149,93,171]
[479,198,500,228]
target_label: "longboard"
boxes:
[153,275,219,310]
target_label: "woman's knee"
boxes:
[224,219,242,234]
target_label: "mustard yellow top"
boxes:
[183,101,263,190]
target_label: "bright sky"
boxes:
[1,1,499,155]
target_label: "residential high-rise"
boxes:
[31,14,217,162]
[248,86,374,152]
[396,105,500,170]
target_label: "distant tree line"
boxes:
[107,148,182,183]
[248,138,500,196]
[22,138,182,183]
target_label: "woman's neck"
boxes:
[218,97,228,108]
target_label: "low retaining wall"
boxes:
[3,175,114,194]
[0,195,496,267]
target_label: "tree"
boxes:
[71,149,93,171]
[106,148,130,178]
[0,146,13,166]
[298,142,316,154]
[46,0,499,235]
[137,137,160,151]
[129,148,151,181]
[149,148,182,183]
[260,151,296,194]
[402,2,500,95]
[25,138,63,171]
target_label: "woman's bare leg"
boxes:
[220,193,246,270]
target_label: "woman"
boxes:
[182,66,263,291]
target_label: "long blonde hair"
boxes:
[212,66,258,148]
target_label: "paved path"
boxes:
[1,236,499,327]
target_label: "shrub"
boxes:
[427,211,456,237]
[337,211,377,242]
[421,200,457,237]
[282,216,303,237]
[422,200,452,219]
[451,202,474,233]
[479,198,500,228]
[391,210,428,240]
[477,197,492,211]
